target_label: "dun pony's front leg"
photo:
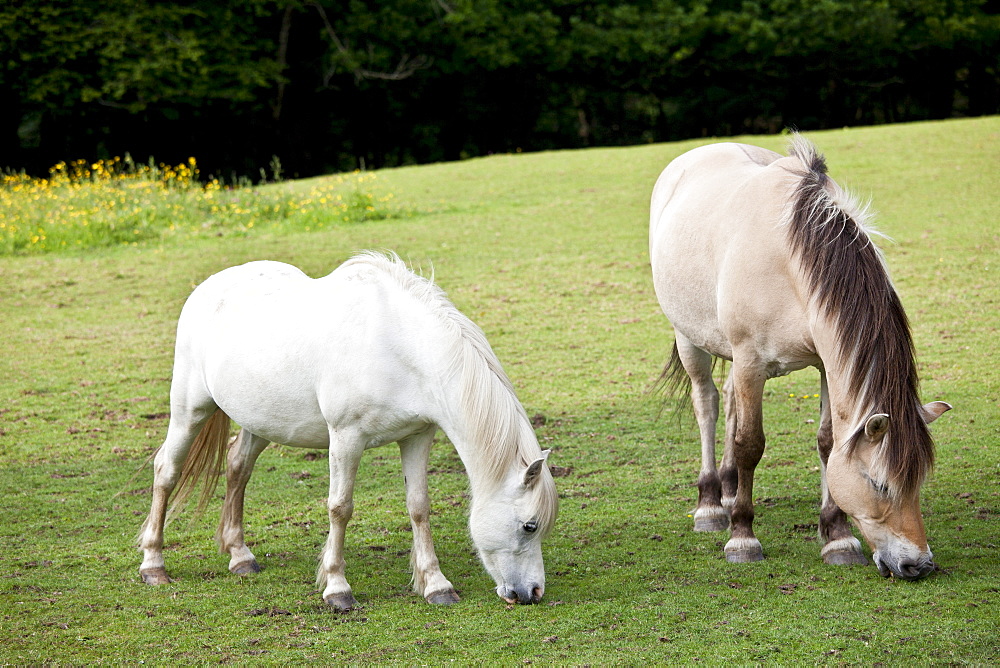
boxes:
[815,373,867,566]
[318,430,363,610]
[216,429,270,575]
[724,362,766,563]
[399,428,460,605]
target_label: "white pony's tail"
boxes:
[165,409,231,523]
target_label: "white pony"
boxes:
[137,252,558,609]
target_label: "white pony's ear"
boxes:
[921,401,951,424]
[523,451,550,488]
[864,414,890,441]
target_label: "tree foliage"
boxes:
[1,0,997,177]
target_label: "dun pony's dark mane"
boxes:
[784,137,933,497]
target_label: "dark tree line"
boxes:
[2,0,997,178]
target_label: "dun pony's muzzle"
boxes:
[874,551,936,581]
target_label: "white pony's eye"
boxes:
[522,521,538,533]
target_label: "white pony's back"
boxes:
[172,253,460,449]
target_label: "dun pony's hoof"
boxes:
[823,550,869,566]
[724,538,764,563]
[822,538,868,566]
[230,560,262,576]
[425,589,461,605]
[694,516,730,532]
[140,567,173,585]
[324,592,360,611]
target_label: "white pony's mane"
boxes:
[341,251,557,532]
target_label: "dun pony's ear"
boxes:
[523,450,550,488]
[921,401,952,425]
[864,414,890,441]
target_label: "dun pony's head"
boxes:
[826,403,950,580]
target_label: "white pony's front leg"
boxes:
[318,431,363,610]
[217,429,270,575]
[399,429,460,605]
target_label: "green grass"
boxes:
[1,117,998,664]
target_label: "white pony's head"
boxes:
[468,452,557,604]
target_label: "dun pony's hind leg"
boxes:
[815,372,867,566]
[317,428,364,610]
[674,333,728,531]
[217,428,270,575]
[720,371,738,512]
[137,407,217,584]
[399,428,460,605]
[723,359,766,563]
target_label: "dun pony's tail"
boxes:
[648,341,693,420]
[647,341,727,421]
[165,409,232,523]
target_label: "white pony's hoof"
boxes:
[324,592,360,611]
[140,567,173,585]
[230,559,262,576]
[425,589,461,605]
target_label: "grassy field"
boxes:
[1,117,998,664]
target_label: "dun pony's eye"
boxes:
[868,477,890,496]
[522,521,538,533]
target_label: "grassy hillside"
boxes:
[1,117,997,663]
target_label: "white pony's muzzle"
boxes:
[498,583,544,605]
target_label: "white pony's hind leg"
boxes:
[138,406,218,584]
[399,428,460,605]
[674,334,729,532]
[217,428,270,575]
[317,428,364,610]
